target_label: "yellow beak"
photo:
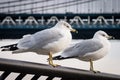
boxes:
[70,29,78,33]
[108,36,115,39]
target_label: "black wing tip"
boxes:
[0,43,17,48]
[0,43,18,51]
[1,49,9,51]
[0,46,5,48]
[53,55,67,60]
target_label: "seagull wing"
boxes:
[17,28,63,50]
[61,39,103,58]
[17,34,32,49]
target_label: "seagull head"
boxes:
[93,30,113,39]
[55,21,78,33]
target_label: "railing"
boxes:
[0,58,120,80]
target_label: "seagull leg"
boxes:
[90,59,100,73]
[48,52,59,67]
[90,59,94,72]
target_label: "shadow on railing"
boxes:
[0,58,120,80]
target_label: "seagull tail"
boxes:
[0,43,18,51]
[52,55,70,60]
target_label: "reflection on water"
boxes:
[0,39,120,75]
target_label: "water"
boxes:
[0,39,120,75]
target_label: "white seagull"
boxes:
[53,30,112,71]
[0,21,77,67]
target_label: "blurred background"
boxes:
[0,0,120,79]
[0,0,120,14]
[0,0,120,39]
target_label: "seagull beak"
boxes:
[108,36,115,39]
[70,29,78,33]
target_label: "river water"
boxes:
[0,39,120,76]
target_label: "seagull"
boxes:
[0,21,77,67]
[53,30,112,71]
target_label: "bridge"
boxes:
[0,0,120,39]
[0,13,120,39]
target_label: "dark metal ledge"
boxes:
[0,58,120,80]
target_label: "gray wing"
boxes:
[32,28,63,49]
[17,28,63,50]
[17,34,32,49]
[61,39,103,58]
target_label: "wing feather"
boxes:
[17,28,63,50]
[61,39,103,58]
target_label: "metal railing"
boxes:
[0,58,120,80]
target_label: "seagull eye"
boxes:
[63,23,69,28]
[102,34,106,37]
[66,25,69,28]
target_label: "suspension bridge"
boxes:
[0,0,120,39]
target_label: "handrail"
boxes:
[0,58,120,80]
